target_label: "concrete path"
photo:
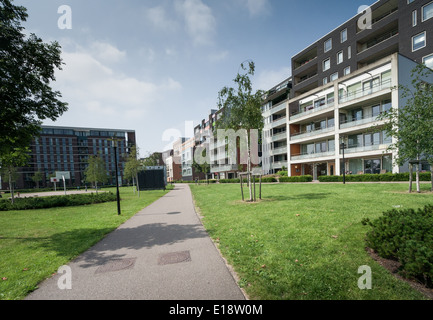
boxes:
[26,184,245,300]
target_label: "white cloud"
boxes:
[53,42,182,124]
[255,67,291,91]
[241,0,270,17]
[145,6,178,32]
[175,0,216,46]
[89,41,126,64]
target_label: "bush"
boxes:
[362,205,433,287]
[0,192,117,211]
[279,175,313,183]
[319,172,432,183]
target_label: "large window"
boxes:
[422,1,433,21]
[337,51,343,64]
[412,32,426,51]
[423,54,433,70]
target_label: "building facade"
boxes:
[283,0,433,178]
[2,125,136,189]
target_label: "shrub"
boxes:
[362,205,433,287]
[279,175,313,183]
[319,172,432,182]
[0,192,117,211]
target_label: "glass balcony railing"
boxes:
[290,101,334,120]
[291,150,335,161]
[339,79,392,104]
[290,126,335,141]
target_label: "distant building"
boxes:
[1,125,136,190]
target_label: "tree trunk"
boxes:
[416,162,420,193]
[136,173,140,198]
[246,132,252,202]
[132,177,136,194]
[95,181,98,194]
[8,171,14,205]
[409,164,413,193]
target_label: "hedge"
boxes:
[0,192,117,211]
[318,172,432,182]
[362,205,433,287]
[278,175,313,183]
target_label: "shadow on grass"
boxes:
[263,193,333,202]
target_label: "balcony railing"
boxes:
[339,79,392,104]
[271,116,287,128]
[271,146,288,156]
[290,125,335,141]
[271,132,287,142]
[342,143,391,154]
[291,150,335,161]
[340,115,384,129]
[290,101,334,121]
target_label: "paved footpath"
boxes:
[26,184,246,300]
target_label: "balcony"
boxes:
[290,101,334,121]
[340,115,384,130]
[342,143,391,155]
[211,164,238,173]
[271,116,287,128]
[290,126,335,142]
[339,79,392,104]
[270,146,288,156]
[272,161,288,169]
[291,151,335,161]
[271,132,287,142]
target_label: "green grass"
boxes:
[190,182,433,300]
[0,186,171,300]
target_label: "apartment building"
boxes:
[3,125,136,189]
[261,78,291,175]
[283,0,433,178]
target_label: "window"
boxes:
[323,77,328,85]
[330,72,339,81]
[323,58,331,71]
[423,53,433,69]
[422,2,433,21]
[337,51,343,64]
[413,10,417,26]
[412,32,426,51]
[341,29,347,43]
[344,66,351,76]
[348,46,352,59]
[324,38,332,52]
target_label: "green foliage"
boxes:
[0,192,117,211]
[363,205,433,287]
[278,175,313,183]
[319,172,432,182]
[84,154,108,188]
[278,171,288,177]
[0,0,68,155]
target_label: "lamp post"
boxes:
[111,137,121,215]
[340,141,346,185]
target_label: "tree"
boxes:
[142,152,161,167]
[0,147,29,204]
[124,145,143,196]
[0,0,68,157]
[377,64,433,193]
[31,170,44,189]
[84,154,108,193]
[216,61,265,201]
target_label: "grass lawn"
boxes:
[190,182,433,300]
[0,186,171,300]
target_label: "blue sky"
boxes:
[15,0,375,155]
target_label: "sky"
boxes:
[14,0,375,156]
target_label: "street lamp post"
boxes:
[340,142,346,185]
[111,138,121,215]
